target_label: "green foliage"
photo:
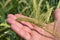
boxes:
[0,0,60,40]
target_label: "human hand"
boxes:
[7,8,60,40]
[6,14,54,40]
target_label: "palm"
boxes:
[7,14,54,40]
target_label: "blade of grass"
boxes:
[21,6,30,13]
[0,2,3,7]
[57,0,60,8]
[32,0,38,18]
[3,0,11,8]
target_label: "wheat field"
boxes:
[0,0,60,40]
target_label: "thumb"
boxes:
[54,8,60,40]
[54,8,60,20]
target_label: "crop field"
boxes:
[0,0,60,40]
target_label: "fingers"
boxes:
[7,14,32,32]
[7,14,16,20]
[7,14,17,24]
[7,16,31,40]
[11,24,31,40]
[7,14,27,21]
[7,16,32,32]
[7,14,32,40]
[15,14,34,29]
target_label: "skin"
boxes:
[54,8,60,40]
[7,8,60,40]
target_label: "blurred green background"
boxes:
[0,0,60,40]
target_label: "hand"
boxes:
[7,8,60,40]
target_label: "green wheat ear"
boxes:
[16,17,46,28]
[16,17,60,39]
[16,17,54,35]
